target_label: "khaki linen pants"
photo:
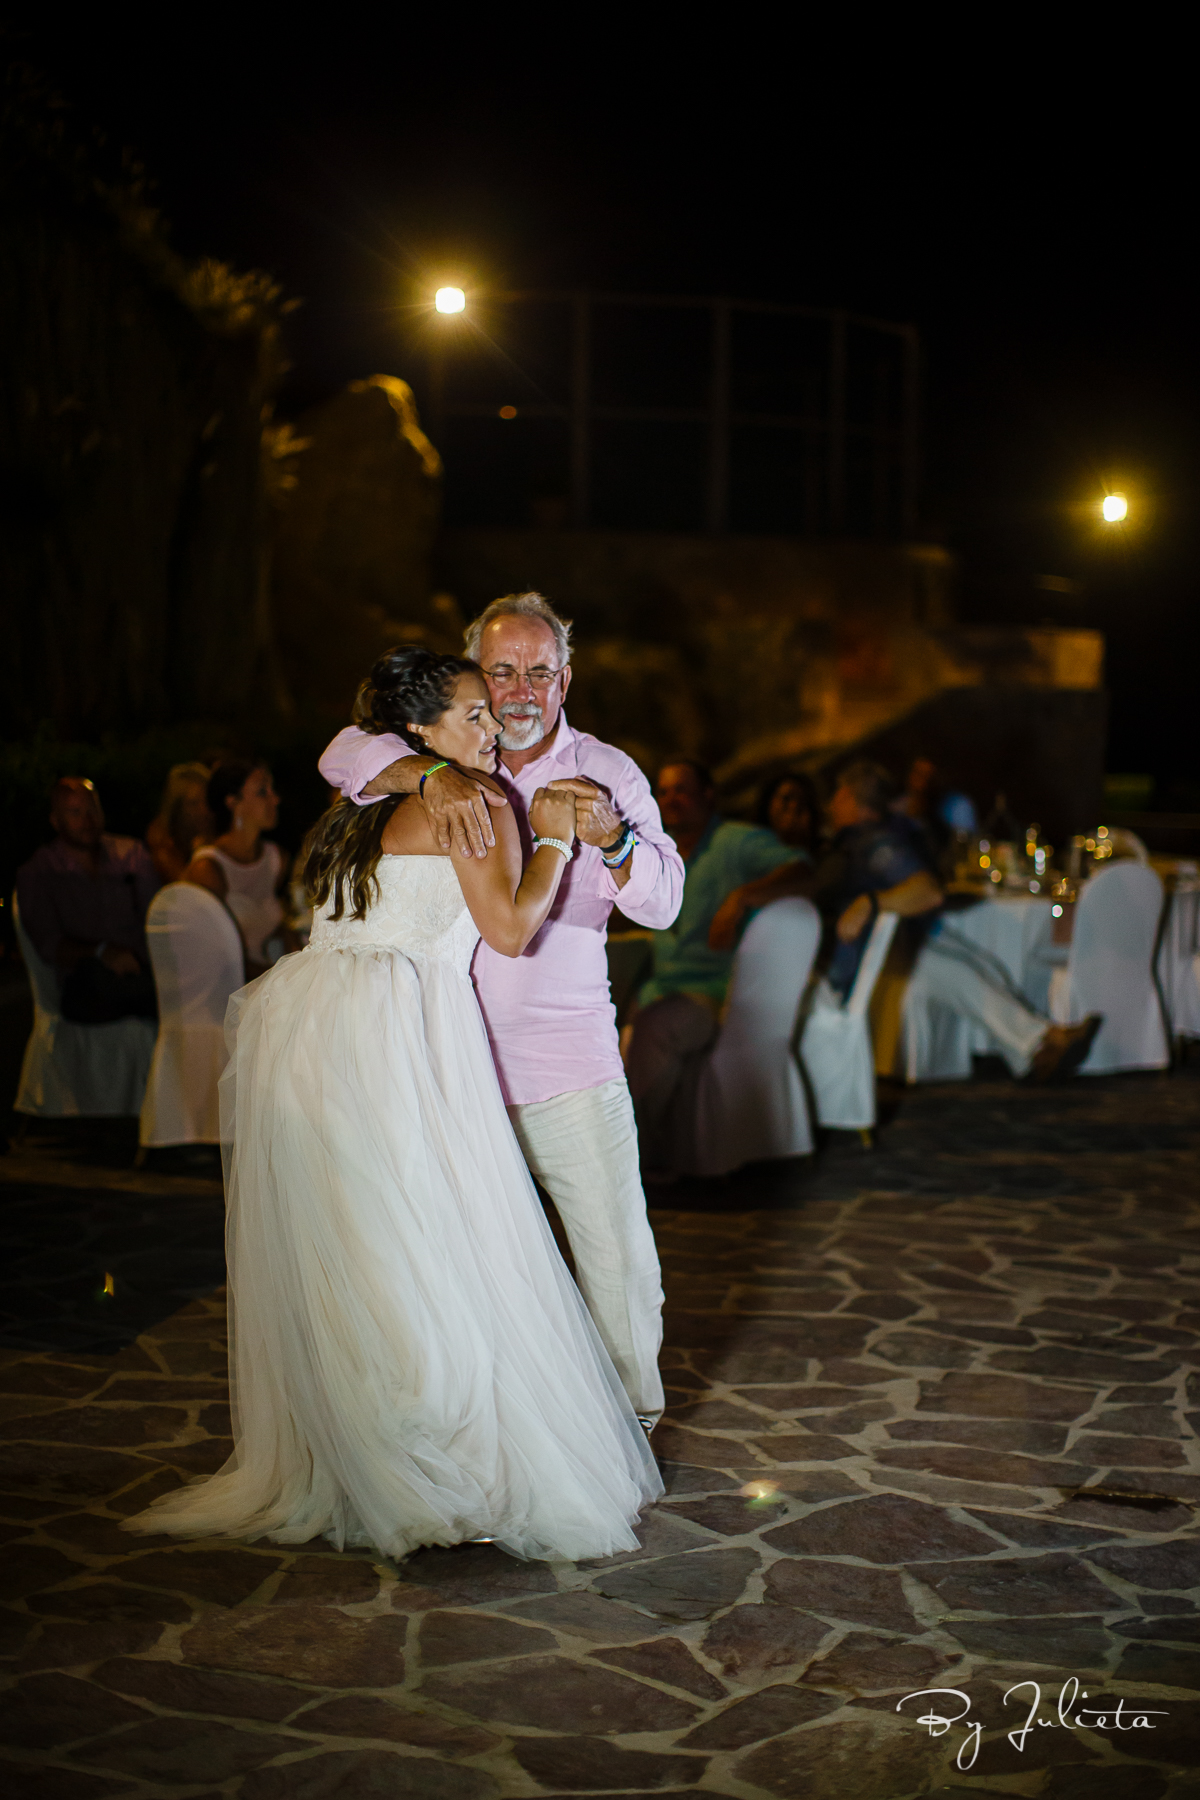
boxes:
[508,1077,665,1424]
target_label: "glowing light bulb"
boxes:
[435,287,466,314]
[1102,494,1128,523]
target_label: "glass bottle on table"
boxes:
[1049,873,1077,945]
[1023,823,1052,890]
[984,793,1020,886]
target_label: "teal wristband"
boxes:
[419,760,449,797]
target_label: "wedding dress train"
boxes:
[126,856,661,1560]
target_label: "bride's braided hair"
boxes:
[303,645,482,922]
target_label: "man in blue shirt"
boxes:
[626,759,802,1169]
[710,760,940,994]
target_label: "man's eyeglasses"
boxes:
[483,665,564,689]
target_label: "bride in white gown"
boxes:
[126,648,661,1561]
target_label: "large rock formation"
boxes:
[270,377,444,716]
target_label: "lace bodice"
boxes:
[309,857,478,975]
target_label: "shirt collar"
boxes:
[505,710,578,780]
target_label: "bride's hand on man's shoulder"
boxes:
[529,785,577,843]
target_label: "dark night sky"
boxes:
[6,15,1196,790]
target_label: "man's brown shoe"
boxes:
[1026,1015,1103,1083]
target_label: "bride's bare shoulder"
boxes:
[380,796,442,856]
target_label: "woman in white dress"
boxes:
[126,648,661,1561]
[185,761,295,975]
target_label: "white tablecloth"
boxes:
[898,880,1200,1077]
[898,892,1062,1081]
[934,893,1062,1011]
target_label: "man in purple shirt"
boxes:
[319,592,684,1427]
[17,777,160,1022]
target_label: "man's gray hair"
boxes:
[839,758,898,820]
[463,592,573,668]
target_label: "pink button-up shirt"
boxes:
[318,716,684,1105]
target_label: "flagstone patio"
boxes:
[2,1070,1200,1797]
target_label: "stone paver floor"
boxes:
[3,1071,1200,1797]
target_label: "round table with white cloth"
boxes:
[893,875,1199,1079]
[896,892,1064,1082]
[932,893,1063,1007]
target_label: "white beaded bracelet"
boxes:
[533,836,573,862]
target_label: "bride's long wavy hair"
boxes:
[303,645,482,922]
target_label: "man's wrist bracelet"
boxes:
[533,836,573,862]
[419,760,449,797]
[601,825,636,867]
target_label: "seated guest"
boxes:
[145,762,216,884]
[16,777,159,1021]
[183,761,294,977]
[712,759,1099,1082]
[626,759,802,1168]
[892,756,979,872]
[639,760,805,1010]
[757,770,821,857]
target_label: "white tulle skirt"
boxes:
[125,942,661,1560]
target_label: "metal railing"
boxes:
[427,291,920,538]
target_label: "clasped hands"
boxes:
[420,764,621,858]
[543,778,623,847]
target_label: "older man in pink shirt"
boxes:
[319,591,683,1427]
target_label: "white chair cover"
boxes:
[1047,862,1169,1073]
[12,894,156,1118]
[897,985,975,1082]
[1156,878,1200,1041]
[688,898,820,1176]
[799,912,899,1129]
[139,883,245,1146]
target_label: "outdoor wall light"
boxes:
[435,287,466,314]
[1101,494,1128,522]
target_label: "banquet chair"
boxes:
[140,883,245,1147]
[1155,868,1200,1043]
[11,894,156,1119]
[1048,862,1169,1073]
[683,897,821,1177]
[799,911,899,1132]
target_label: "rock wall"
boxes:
[434,528,958,776]
[828,683,1108,847]
[433,527,1105,835]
